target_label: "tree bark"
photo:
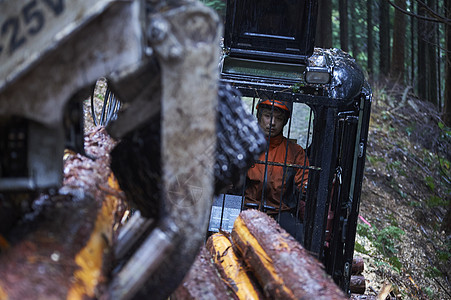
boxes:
[426,0,438,106]
[442,0,451,233]
[231,210,346,299]
[390,0,406,84]
[379,0,391,78]
[206,233,263,299]
[352,255,365,275]
[410,0,415,85]
[0,127,126,299]
[316,0,333,49]
[445,0,451,127]
[367,0,374,75]
[350,275,366,294]
[339,0,349,52]
[417,2,428,99]
[350,3,359,59]
[171,246,238,300]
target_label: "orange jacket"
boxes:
[245,134,309,214]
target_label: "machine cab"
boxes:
[209,0,372,294]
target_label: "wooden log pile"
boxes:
[0,127,127,299]
[171,246,238,300]
[173,209,347,300]
[350,255,366,295]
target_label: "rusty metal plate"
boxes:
[0,0,116,92]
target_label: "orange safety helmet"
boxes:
[256,99,290,112]
[256,99,291,120]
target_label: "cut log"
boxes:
[352,255,365,275]
[206,233,263,300]
[0,127,126,299]
[171,246,237,300]
[231,210,346,300]
[350,275,366,294]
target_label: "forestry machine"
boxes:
[209,0,372,295]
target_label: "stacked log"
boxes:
[206,233,263,299]
[352,255,365,274]
[351,255,366,295]
[0,127,127,299]
[232,210,346,300]
[174,210,346,300]
[171,246,238,300]
[350,275,367,295]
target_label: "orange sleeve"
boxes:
[294,145,309,191]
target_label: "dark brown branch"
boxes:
[386,0,451,25]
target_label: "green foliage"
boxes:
[425,266,442,278]
[405,125,414,137]
[388,256,403,273]
[291,82,306,93]
[357,223,372,239]
[386,176,407,199]
[366,154,385,165]
[425,176,435,191]
[381,110,390,121]
[357,223,405,256]
[436,249,450,262]
[386,213,399,227]
[356,223,405,272]
[375,225,405,256]
[200,0,226,18]
[96,93,104,101]
[439,157,450,171]
[354,241,370,255]
[438,122,451,139]
[399,190,407,199]
[386,161,406,176]
[426,195,448,208]
[408,200,421,207]
[424,287,435,299]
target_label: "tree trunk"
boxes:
[316,0,333,49]
[379,0,391,77]
[426,0,438,106]
[410,0,416,85]
[417,2,428,99]
[350,3,358,59]
[206,233,263,299]
[231,210,346,299]
[367,0,374,76]
[339,0,349,52]
[445,0,451,127]
[442,0,451,234]
[390,0,406,84]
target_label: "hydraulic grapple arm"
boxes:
[0,1,221,299]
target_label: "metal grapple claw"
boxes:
[107,1,222,299]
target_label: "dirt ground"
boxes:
[355,82,451,299]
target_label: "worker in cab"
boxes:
[244,99,309,241]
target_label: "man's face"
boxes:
[258,108,286,137]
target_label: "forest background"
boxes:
[200,0,451,299]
